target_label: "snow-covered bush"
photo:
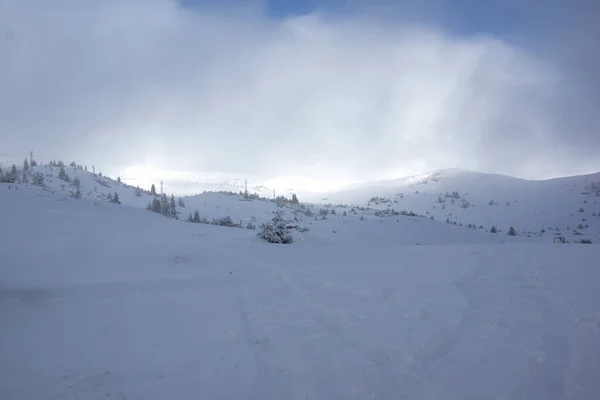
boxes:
[71,188,82,199]
[212,216,240,228]
[374,209,400,217]
[258,213,293,244]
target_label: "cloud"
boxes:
[0,0,597,181]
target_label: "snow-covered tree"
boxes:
[147,198,161,213]
[193,210,201,223]
[111,192,121,204]
[169,195,177,218]
[58,166,70,182]
[23,158,29,171]
[490,226,498,233]
[32,172,44,186]
[134,186,142,197]
[258,213,293,244]
[2,165,19,183]
[72,175,81,189]
[22,171,29,184]
[150,184,157,196]
[291,193,300,204]
[107,192,113,202]
[10,165,18,183]
[71,188,82,199]
[507,226,517,236]
[160,194,169,216]
[187,213,194,222]
[31,160,37,167]
[117,176,122,183]
[178,197,185,208]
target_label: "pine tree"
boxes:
[507,226,517,236]
[6,165,18,183]
[71,188,82,199]
[187,213,194,222]
[58,166,70,182]
[150,184,157,196]
[291,193,300,204]
[32,172,44,186]
[72,175,81,189]
[193,210,201,223]
[490,226,498,233]
[23,158,29,171]
[111,192,121,204]
[107,192,113,202]
[169,195,177,218]
[160,193,169,216]
[153,198,162,213]
[22,171,29,184]
[117,176,122,183]
[30,160,37,167]
[178,197,185,208]
[134,186,142,197]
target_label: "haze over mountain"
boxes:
[2,0,600,182]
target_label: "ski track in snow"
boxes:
[212,244,600,400]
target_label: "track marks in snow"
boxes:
[219,246,415,399]
[236,295,290,400]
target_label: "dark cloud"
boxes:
[0,0,598,182]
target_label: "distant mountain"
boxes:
[309,168,600,239]
[2,159,598,243]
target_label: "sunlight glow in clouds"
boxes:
[1,0,597,184]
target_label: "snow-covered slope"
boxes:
[1,177,600,399]
[2,161,599,244]
[1,162,525,245]
[305,168,600,242]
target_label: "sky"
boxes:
[1,0,599,185]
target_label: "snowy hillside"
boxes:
[2,173,600,399]
[0,161,525,245]
[305,168,600,243]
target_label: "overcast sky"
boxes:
[1,0,599,181]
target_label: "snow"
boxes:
[1,166,600,399]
